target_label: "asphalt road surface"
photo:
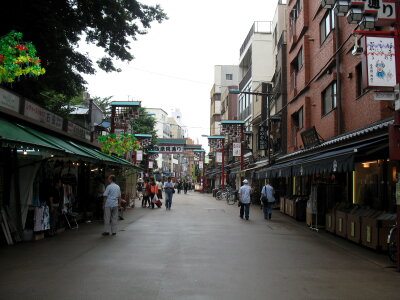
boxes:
[0,191,399,300]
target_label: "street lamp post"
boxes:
[208,136,226,189]
[194,149,206,192]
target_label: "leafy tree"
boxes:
[0,0,167,103]
[131,107,158,145]
[92,95,113,118]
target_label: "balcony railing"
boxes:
[239,66,252,91]
[240,21,273,56]
[240,106,252,120]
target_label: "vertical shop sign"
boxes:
[258,125,268,150]
[199,161,204,169]
[0,88,19,112]
[148,161,154,169]
[216,152,222,163]
[233,142,241,157]
[363,36,396,88]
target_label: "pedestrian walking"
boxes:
[177,181,182,194]
[102,175,121,236]
[183,181,188,194]
[164,177,175,210]
[143,178,151,208]
[156,179,163,200]
[260,180,276,220]
[238,179,252,220]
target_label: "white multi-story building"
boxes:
[144,108,170,173]
[210,65,239,136]
[238,21,274,128]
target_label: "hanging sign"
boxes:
[155,145,184,153]
[233,142,241,157]
[258,125,268,150]
[0,88,19,112]
[216,152,223,163]
[67,121,91,141]
[148,161,154,169]
[136,150,143,161]
[199,161,204,169]
[24,100,63,130]
[363,36,396,88]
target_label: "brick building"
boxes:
[264,0,397,252]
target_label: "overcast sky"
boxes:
[82,0,280,150]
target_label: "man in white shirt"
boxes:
[102,175,121,236]
[239,179,252,220]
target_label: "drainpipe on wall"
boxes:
[335,15,343,135]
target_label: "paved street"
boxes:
[0,192,399,300]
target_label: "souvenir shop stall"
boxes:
[0,117,135,245]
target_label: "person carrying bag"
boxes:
[260,181,275,220]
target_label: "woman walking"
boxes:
[142,178,151,208]
[164,177,174,210]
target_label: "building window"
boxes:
[289,0,302,37]
[292,107,304,130]
[226,74,233,80]
[356,63,363,97]
[290,0,302,21]
[292,47,303,72]
[322,82,337,115]
[320,9,335,44]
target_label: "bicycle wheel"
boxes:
[216,191,223,200]
[388,227,397,263]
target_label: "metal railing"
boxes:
[240,21,273,56]
[239,66,252,91]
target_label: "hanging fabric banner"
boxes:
[136,150,143,161]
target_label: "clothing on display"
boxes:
[34,205,50,232]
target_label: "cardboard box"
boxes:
[360,211,382,250]
[286,198,294,217]
[335,210,347,238]
[280,197,285,213]
[326,210,336,233]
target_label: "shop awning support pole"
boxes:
[221,139,225,190]
[395,0,400,272]
[12,149,23,240]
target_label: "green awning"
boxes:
[68,141,132,166]
[1,117,135,167]
[17,124,94,160]
[0,118,63,152]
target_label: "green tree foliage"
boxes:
[131,108,158,145]
[92,95,113,118]
[0,0,167,103]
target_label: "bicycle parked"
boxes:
[216,186,236,205]
[388,222,397,263]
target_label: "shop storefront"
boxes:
[0,116,137,245]
[261,120,396,252]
